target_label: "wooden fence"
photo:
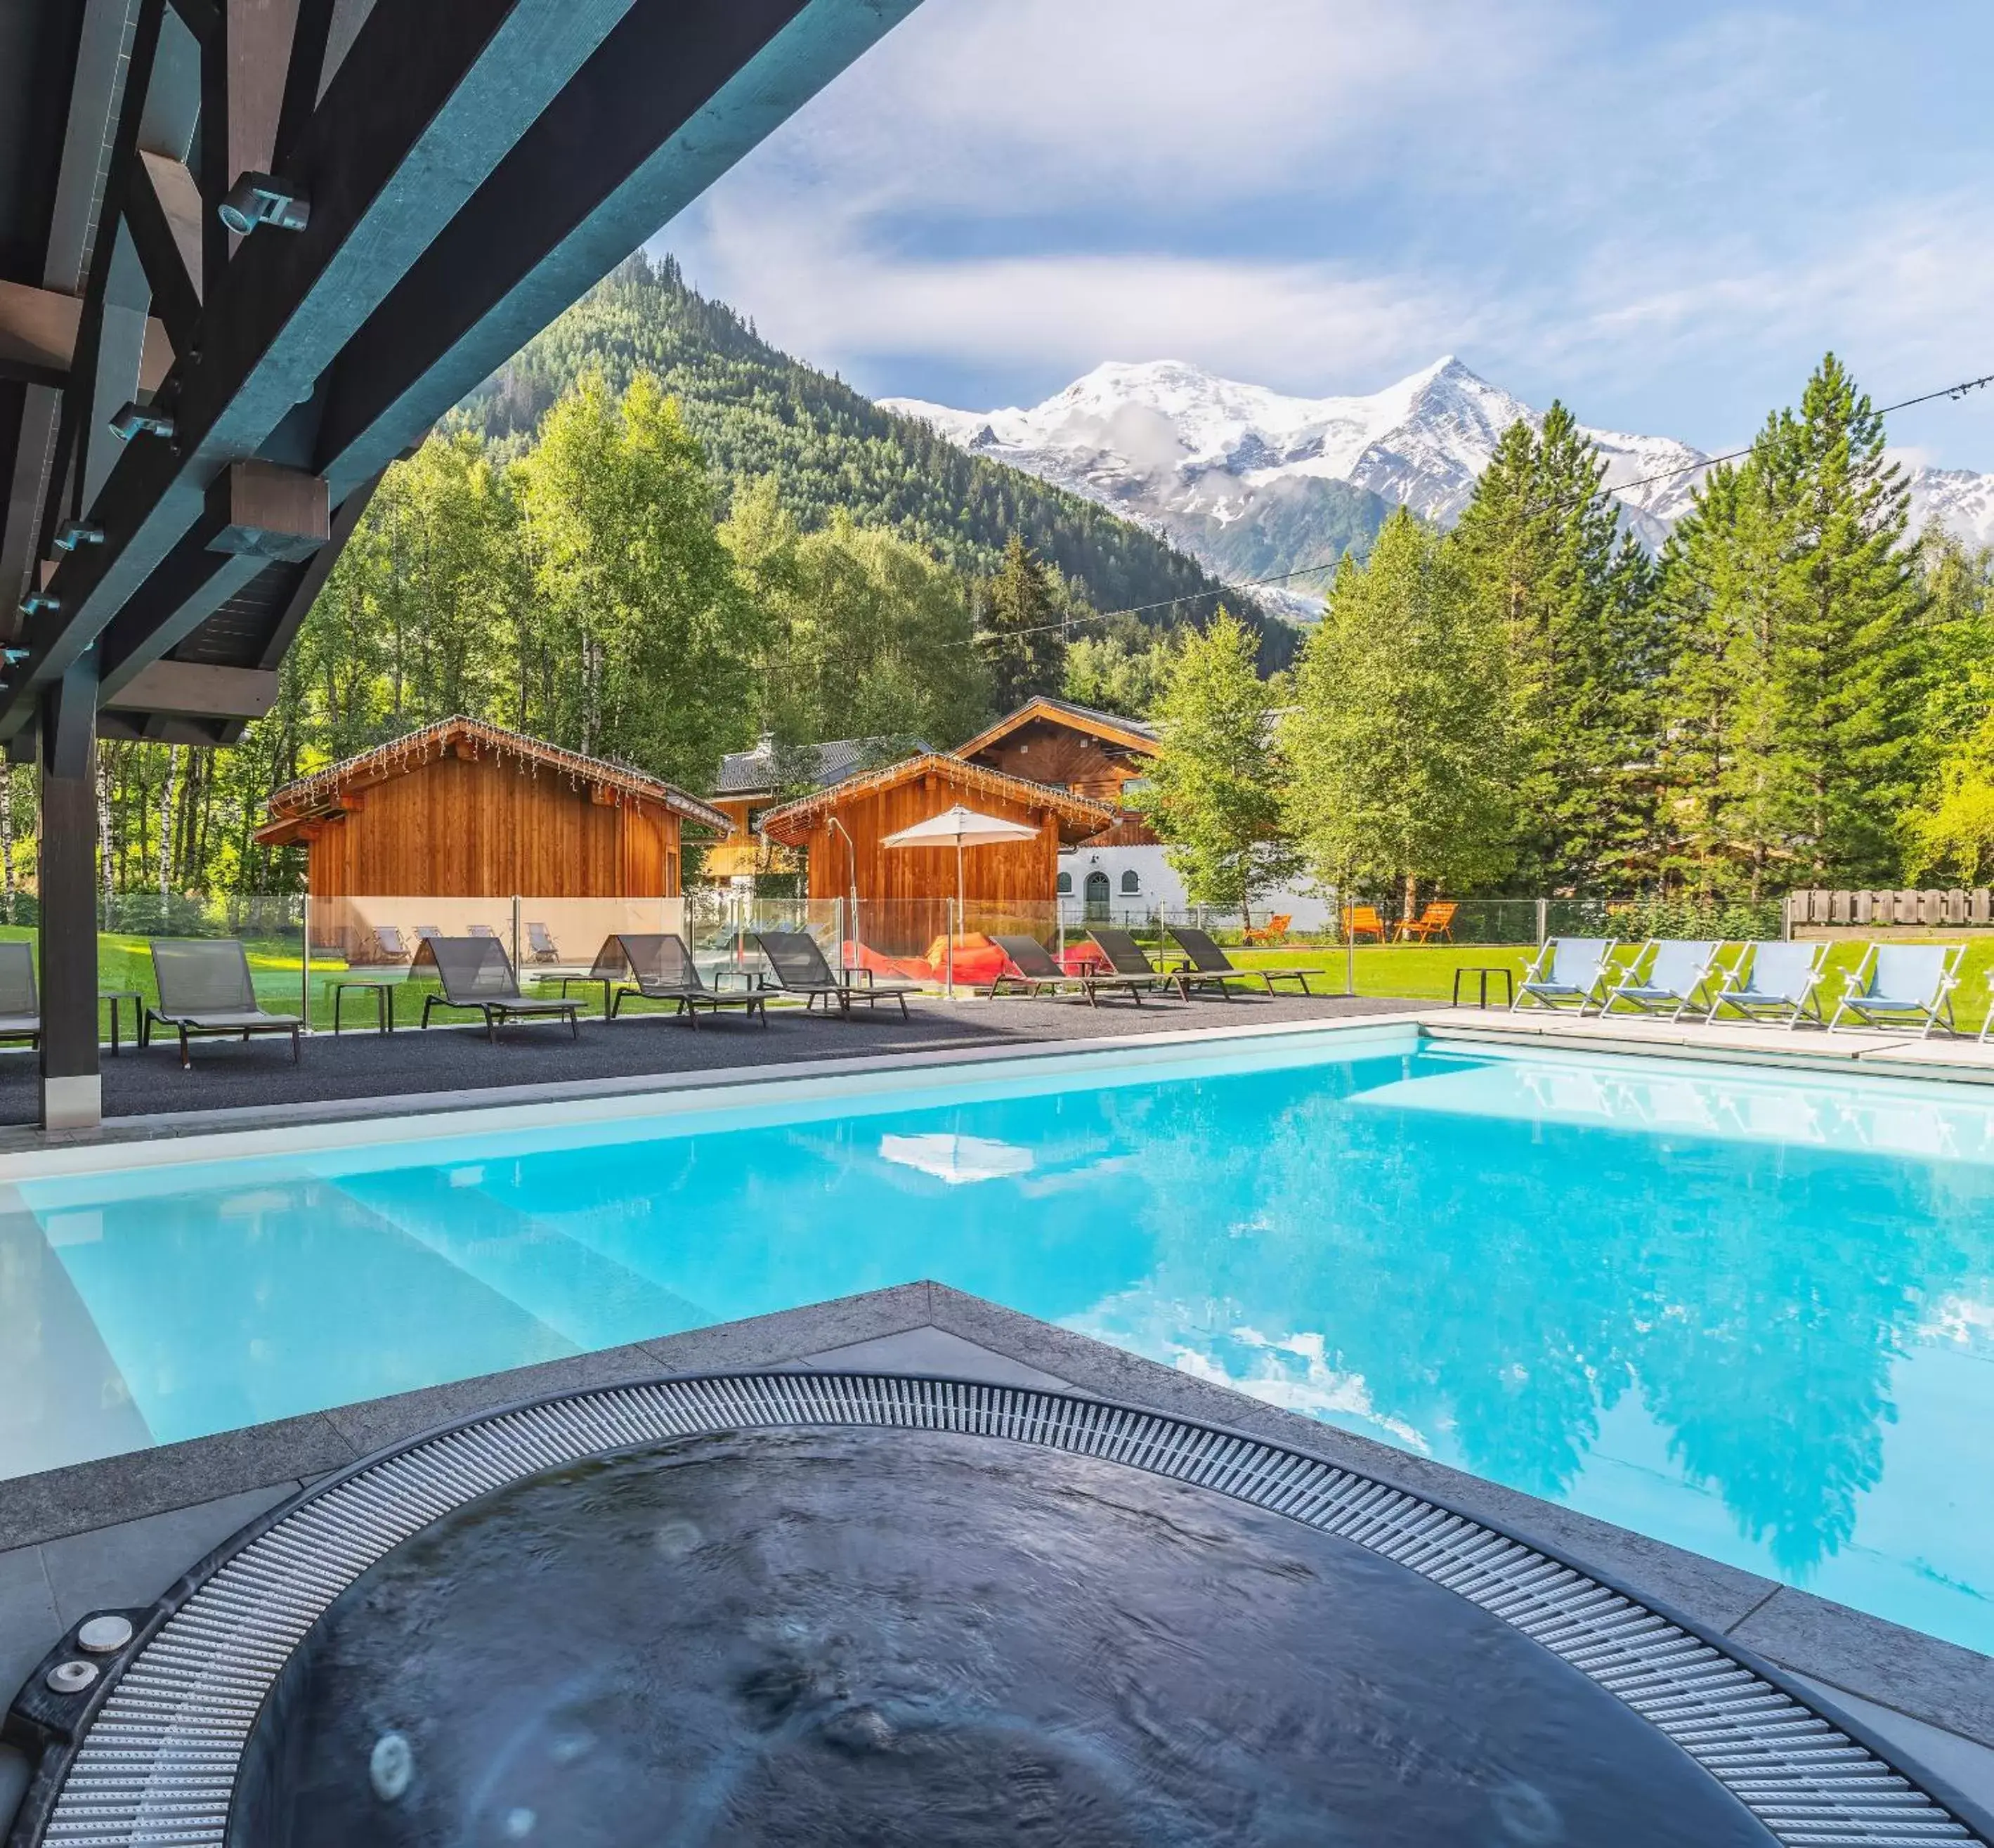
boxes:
[1784,888,1994,930]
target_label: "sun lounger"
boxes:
[984,934,1145,1006]
[1829,943,1962,1037]
[755,929,916,1017]
[1512,937,1617,1015]
[525,922,561,964]
[592,932,767,1027]
[371,924,415,963]
[1240,913,1292,945]
[144,938,301,1067]
[0,940,39,1048]
[1703,941,1826,1029]
[415,935,580,1041]
[1166,923,1322,996]
[1600,939,1723,1022]
[1086,928,1179,996]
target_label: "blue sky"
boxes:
[658,0,1994,468]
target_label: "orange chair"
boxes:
[1341,905,1386,943]
[1396,901,1459,943]
[1240,913,1293,946]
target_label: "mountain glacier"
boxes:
[880,358,1991,615]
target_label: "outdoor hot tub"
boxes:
[6,1373,1983,1846]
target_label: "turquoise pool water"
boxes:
[5,1027,1993,1654]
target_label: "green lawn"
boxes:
[1227,939,1994,1034]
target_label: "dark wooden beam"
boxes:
[2,0,651,741]
[38,659,101,1129]
[313,0,919,496]
[124,152,206,355]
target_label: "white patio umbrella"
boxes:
[881,802,1040,996]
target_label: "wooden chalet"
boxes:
[256,716,729,900]
[757,753,1114,909]
[956,696,1160,805]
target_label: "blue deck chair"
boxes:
[1703,941,1826,1029]
[1511,937,1617,1015]
[1829,943,1962,1037]
[1600,939,1723,1022]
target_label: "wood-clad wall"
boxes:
[305,753,679,897]
[798,772,1061,903]
[969,720,1149,802]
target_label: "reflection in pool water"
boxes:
[5,1037,1993,1653]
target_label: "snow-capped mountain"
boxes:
[881,358,1990,615]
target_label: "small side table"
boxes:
[100,989,144,1056]
[331,976,398,1035]
[1451,965,1515,1009]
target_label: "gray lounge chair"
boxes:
[1512,937,1617,1015]
[985,934,1145,1006]
[1600,939,1723,1022]
[1085,928,1178,996]
[371,924,415,963]
[0,940,39,1048]
[526,921,561,964]
[1166,923,1322,997]
[1703,941,1826,1029]
[144,938,301,1068]
[755,929,915,1017]
[1830,943,1962,1037]
[414,935,579,1041]
[594,933,767,1027]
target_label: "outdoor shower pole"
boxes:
[301,894,311,1033]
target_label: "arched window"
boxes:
[1120,869,1140,894]
[1056,871,1073,895]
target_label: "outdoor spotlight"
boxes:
[108,401,174,442]
[18,592,59,618]
[218,171,310,235]
[53,519,104,552]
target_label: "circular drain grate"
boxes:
[22,1372,1990,1847]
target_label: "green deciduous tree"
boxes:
[722,477,989,748]
[516,372,760,786]
[1282,509,1513,913]
[1062,621,1178,718]
[1140,608,1296,916]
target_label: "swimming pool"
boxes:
[4,1023,1992,1655]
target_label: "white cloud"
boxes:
[656,0,1994,462]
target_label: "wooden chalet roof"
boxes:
[955,695,1161,763]
[257,716,731,842]
[756,752,1115,847]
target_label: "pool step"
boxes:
[330,1168,715,1352]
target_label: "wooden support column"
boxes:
[39,659,103,1131]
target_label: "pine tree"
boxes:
[1658,355,1928,893]
[1140,609,1296,917]
[1449,404,1645,891]
[975,537,1068,712]
[1281,510,1513,913]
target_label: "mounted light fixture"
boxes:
[108,402,175,442]
[18,592,60,618]
[219,171,310,235]
[53,520,105,552]
[1,648,29,664]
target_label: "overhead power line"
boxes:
[971,367,1994,642]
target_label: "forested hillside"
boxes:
[446,254,1286,661]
